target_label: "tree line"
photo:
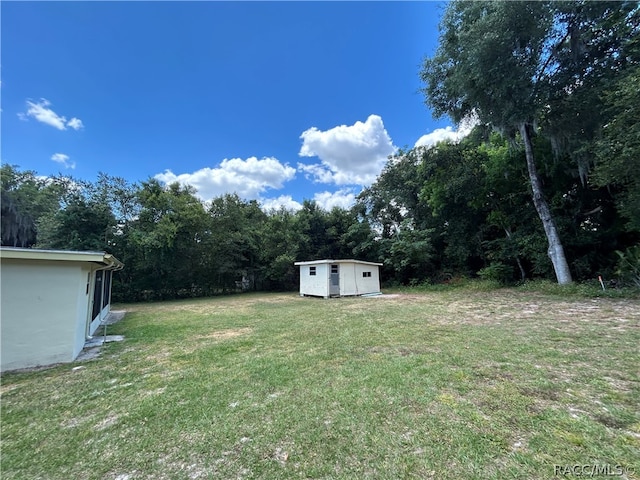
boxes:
[0,166,382,300]
[2,1,638,299]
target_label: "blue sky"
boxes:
[2,1,467,211]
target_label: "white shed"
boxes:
[0,247,124,372]
[294,259,383,298]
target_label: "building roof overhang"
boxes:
[0,247,124,270]
[294,259,383,267]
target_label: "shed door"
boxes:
[330,264,340,296]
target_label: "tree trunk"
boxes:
[519,123,573,284]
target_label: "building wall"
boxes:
[339,262,381,296]
[299,263,330,297]
[0,259,89,371]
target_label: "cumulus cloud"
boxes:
[414,114,479,148]
[50,153,75,169]
[313,189,357,211]
[66,117,84,131]
[18,98,84,131]
[260,195,303,212]
[154,156,296,201]
[298,114,396,186]
[260,189,357,213]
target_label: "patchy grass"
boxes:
[1,288,639,479]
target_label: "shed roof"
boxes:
[0,247,124,270]
[294,259,383,267]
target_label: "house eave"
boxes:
[294,259,383,267]
[0,247,124,270]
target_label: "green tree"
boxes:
[343,203,380,264]
[1,165,70,247]
[383,220,436,285]
[474,136,552,281]
[126,179,209,300]
[259,207,304,291]
[203,194,267,293]
[417,140,488,275]
[422,1,639,284]
[421,1,569,282]
[357,149,428,240]
[295,200,333,260]
[36,195,116,251]
[593,65,640,232]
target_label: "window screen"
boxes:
[92,270,104,320]
[102,270,112,308]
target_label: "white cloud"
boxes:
[259,195,303,212]
[154,156,296,201]
[18,98,84,131]
[298,114,396,186]
[260,190,358,213]
[66,117,84,131]
[414,126,464,147]
[414,114,479,148]
[297,163,336,184]
[313,189,357,211]
[50,153,75,169]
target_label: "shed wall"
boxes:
[298,263,329,297]
[339,262,381,296]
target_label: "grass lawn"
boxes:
[1,286,639,479]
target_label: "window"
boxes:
[310,266,316,276]
[362,271,372,278]
[331,265,339,274]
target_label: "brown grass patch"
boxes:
[195,327,252,341]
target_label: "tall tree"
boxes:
[1,165,75,247]
[421,1,568,282]
[422,0,638,284]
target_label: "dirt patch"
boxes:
[595,414,632,429]
[377,291,640,329]
[125,294,299,317]
[519,386,561,401]
[377,293,428,302]
[76,346,103,362]
[94,413,120,430]
[195,328,252,341]
[367,345,429,357]
[0,383,21,396]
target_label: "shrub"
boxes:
[477,262,514,284]
[615,245,640,288]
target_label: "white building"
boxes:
[0,247,124,372]
[294,259,383,298]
